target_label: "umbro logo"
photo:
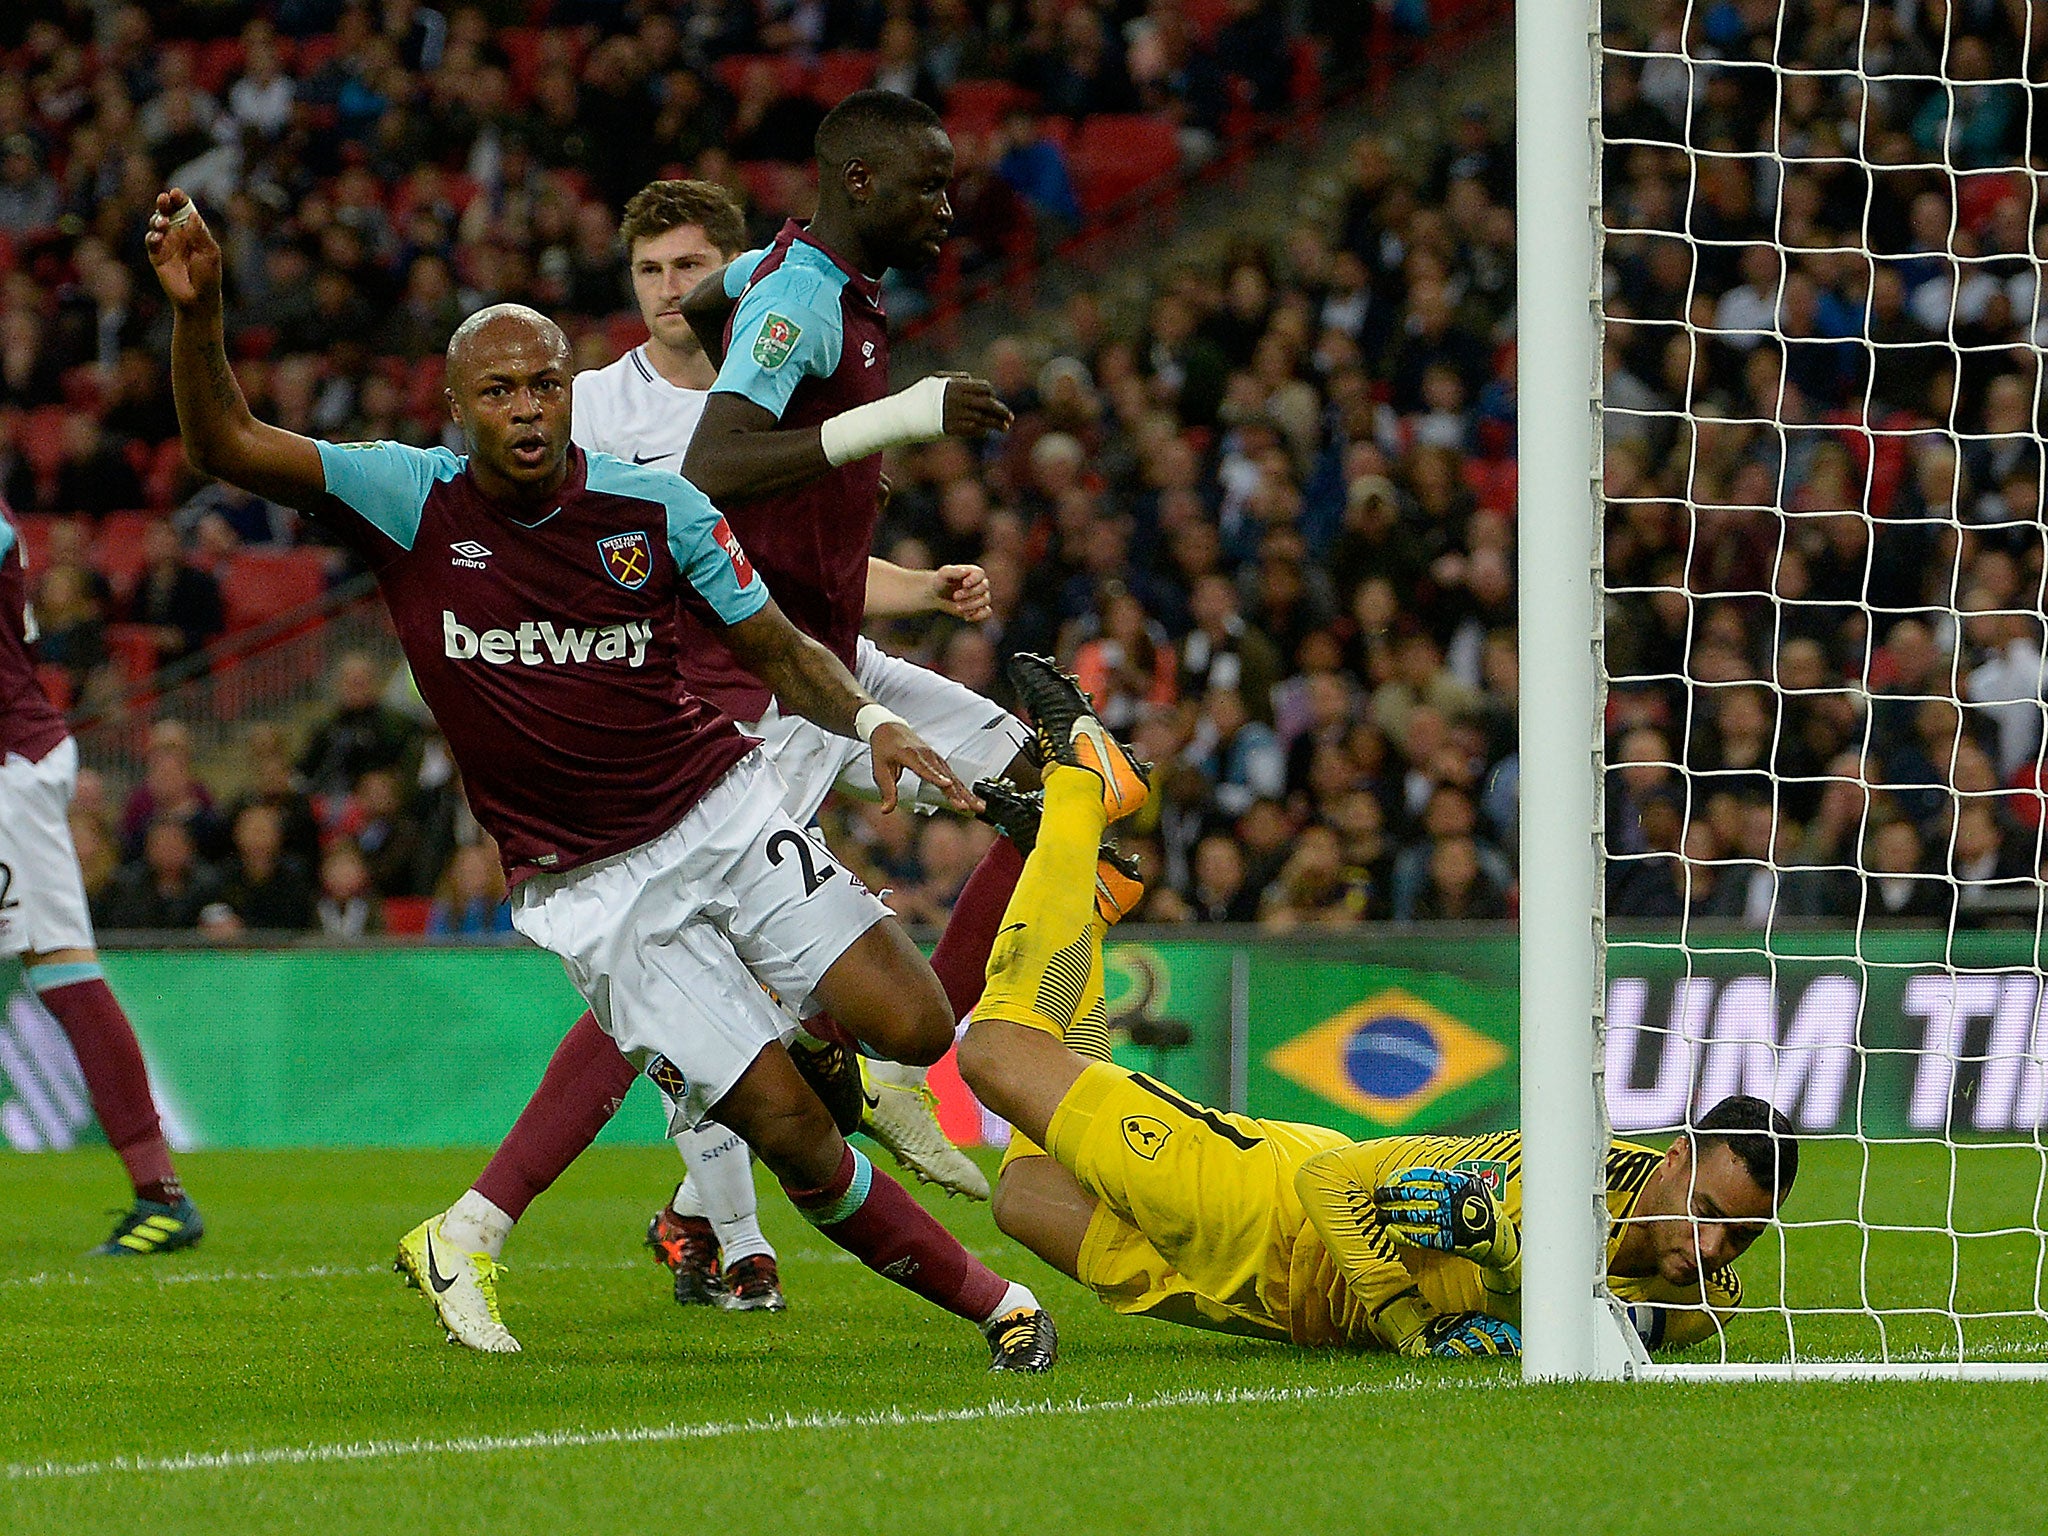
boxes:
[862,340,877,368]
[450,540,492,569]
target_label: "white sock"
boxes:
[981,1280,1040,1327]
[675,1121,774,1266]
[441,1190,513,1260]
[669,1175,706,1220]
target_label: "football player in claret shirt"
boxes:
[147,186,1058,1372]
[491,174,1016,1317]
[1,496,204,1256]
[960,655,1799,1358]
[464,96,1150,1321]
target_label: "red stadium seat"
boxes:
[220,548,327,634]
[944,79,1037,132]
[1181,0,1233,42]
[810,50,876,106]
[1067,115,1180,215]
[294,33,339,77]
[34,663,73,712]
[499,26,546,102]
[381,895,432,936]
[20,407,69,485]
[604,312,648,360]
[0,230,15,274]
[715,53,812,101]
[735,160,816,218]
[59,365,102,414]
[104,623,161,686]
[93,511,153,597]
[195,37,247,94]
[145,438,190,510]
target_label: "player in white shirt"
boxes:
[544,181,1006,1313]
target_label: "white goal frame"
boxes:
[1514,0,2048,1382]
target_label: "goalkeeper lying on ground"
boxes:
[967,657,1800,1358]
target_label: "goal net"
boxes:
[1580,0,2048,1375]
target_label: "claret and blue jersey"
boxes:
[312,439,768,883]
[676,220,893,722]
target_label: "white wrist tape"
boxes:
[854,703,908,744]
[818,376,950,466]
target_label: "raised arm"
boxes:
[145,189,327,509]
[718,596,980,816]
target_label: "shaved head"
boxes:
[446,303,569,388]
[442,303,575,502]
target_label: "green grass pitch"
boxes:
[5,1139,2048,1534]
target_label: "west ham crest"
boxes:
[597,530,653,590]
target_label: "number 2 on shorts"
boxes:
[765,829,837,898]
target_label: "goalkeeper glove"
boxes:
[1407,1311,1522,1360]
[1372,1166,1523,1278]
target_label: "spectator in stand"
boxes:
[26,561,109,709]
[123,520,225,668]
[53,416,144,517]
[118,719,225,861]
[96,816,223,932]
[316,841,382,939]
[1189,832,1260,923]
[227,722,323,870]
[1260,822,1366,930]
[1411,833,1510,921]
[296,651,423,802]
[1180,572,1282,725]
[1185,682,1286,819]
[0,134,58,234]
[995,109,1081,230]
[1070,583,1176,736]
[426,841,513,938]
[1864,819,1953,924]
[212,801,317,933]
[0,307,63,411]
[350,765,430,897]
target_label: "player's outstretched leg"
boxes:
[397,1009,633,1350]
[26,954,203,1256]
[709,1041,1056,1372]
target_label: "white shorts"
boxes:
[746,637,1032,824]
[509,753,891,1132]
[0,737,95,958]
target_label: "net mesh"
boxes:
[1597,0,2048,1365]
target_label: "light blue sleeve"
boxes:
[722,248,769,298]
[316,440,463,552]
[711,266,846,421]
[585,455,770,627]
[0,509,16,564]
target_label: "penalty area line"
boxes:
[6,1379,1474,1482]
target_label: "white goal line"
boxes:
[3,1379,1479,1483]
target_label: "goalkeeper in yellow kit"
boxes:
[966,656,1800,1359]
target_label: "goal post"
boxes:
[1520,0,2048,1379]
[1517,0,1625,1381]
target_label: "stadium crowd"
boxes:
[12,0,2046,936]
[1601,0,2048,930]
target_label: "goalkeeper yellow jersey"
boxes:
[1046,1067,1742,1353]
[1286,1129,1742,1350]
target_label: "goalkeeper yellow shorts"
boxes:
[1046,1062,1348,1337]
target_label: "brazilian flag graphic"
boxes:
[1252,961,1519,1135]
